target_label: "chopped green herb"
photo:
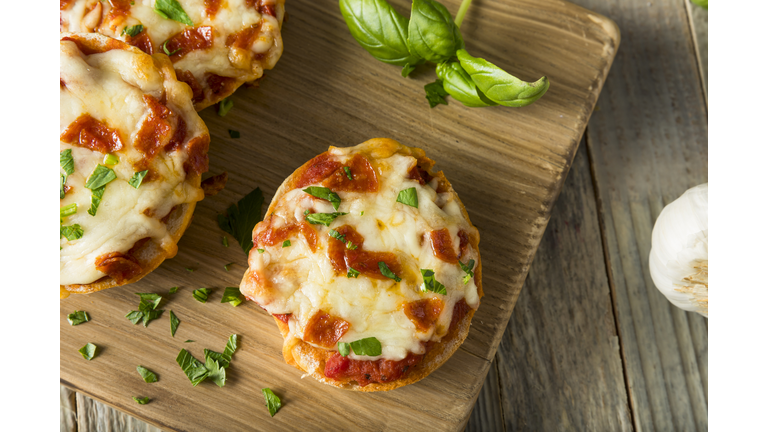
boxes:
[282,240,291,248]
[87,186,105,216]
[60,149,75,176]
[328,229,346,243]
[169,286,179,294]
[420,269,447,295]
[361,211,364,216]
[103,153,119,166]
[132,396,150,405]
[154,0,194,25]
[61,224,84,241]
[122,24,144,37]
[217,187,264,254]
[343,166,353,180]
[186,267,195,272]
[126,294,164,327]
[170,310,180,337]
[222,236,229,247]
[176,349,209,386]
[135,293,162,310]
[142,309,164,327]
[184,340,195,343]
[302,186,341,210]
[224,262,234,271]
[347,268,360,278]
[304,212,348,227]
[338,341,351,357]
[136,366,158,383]
[128,170,148,189]
[346,240,358,250]
[125,310,143,325]
[350,337,382,356]
[67,310,90,326]
[205,356,226,387]
[85,165,117,190]
[459,259,475,284]
[224,334,238,363]
[424,79,449,108]
[378,261,401,282]
[193,288,212,303]
[60,173,66,199]
[218,97,234,116]
[257,248,265,253]
[228,129,240,138]
[60,203,77,218]
[262,388,282,417]
[162,39,181,56]
[221,287,243,306]
[396,187,419,208]
[78,343,98,360]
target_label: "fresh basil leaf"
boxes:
[396,187,418,208]
[135,293,163,310]
[217,187,264,254]
[303,186,341,210]
[206,357,226,387]
[60,203,77,218]
[184,340,195,343]
[346,240,358,250]
[128,170,148,189]
[60,149,75,176]
[228,129,240,138]
[170,310,180,336]
[459,258,475,284]
[154,0,194,25]
[79,343,98,360]
[305,212,348,227]
[420,269,447,295]
[169,286,179,294]
[347,267,360,278]
[87,186,105,216]
[378,261,401,282]
[282,240,291,248]
[221,287,243,306]
[133,396,150,404]
[126,310,143,325]
[402,62,417,77]
[329,229,346,243]
[338,342,351,356]
[223,334,238,363]
[343,166,353,180]
[67,310,90,326]
[204,349,230,369]
[60,174,66,199]
[408,0,463,63]
[218,97,234,116]
[339,0,422,66]
[350,337,382,356]
[176,349,209,386]
[142,309,164,327]
[456,49,550,107]
[60,224,84,241]
[424,79,449,108]
[136,365,158,383]
[193,288,212,303]
[436,61,498,107]
[186,267,195,272]
[85,165,117,190]
[122,24,144,37]
[262,388,282,417]
[257,248,265,253]
[103,153,119,166]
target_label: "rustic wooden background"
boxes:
[60,0,707,430]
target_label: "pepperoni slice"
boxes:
[457,230,470,260]
[204,0,222,17]
[404,298,444,332]
[134,95,173,160]
[164,27,214,60]
[94,252,142,283]
[294,153,343,189]
[62,35,125,55]
[226,24,263,50]
[322,154,379,193]
[303,311,350,348]
[176,70,205,104]
[273,313,291,324]
[428,228,458,264]
[327,225,401,280]
[254,215,319,252]
[126,30,154,55]
[60,114,123,154]
[407,165,433,185]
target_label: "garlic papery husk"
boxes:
[649,183,708,317]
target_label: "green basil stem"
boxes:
[454,0,473,28]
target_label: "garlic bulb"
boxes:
[649,183,708,317]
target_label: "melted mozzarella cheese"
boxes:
[244,141,480,361]
[60,36,206,285]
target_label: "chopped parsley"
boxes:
[378,262,401,282]
[154,0,193,25]
[282,240,291,248]
[347,268,360,278]
[396,187,419,208]
[217,187,264,254]
[128,170,148,189]
[262,388,282,417]
[346,240,358,250]
[221,287,243,306]
[122,24,144,37]
[459,259,475,284]
[420,269,447,295]
[343,166,353,180]
[78,343,98,360]
[67,310,89,326]
[136,366,158,383]
[218,97,234,116]
[170,310,180,337]
[328,229,346,243]
[302,186,341,210]
[304,212,348,227]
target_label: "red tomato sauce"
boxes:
[324,351,423,387]
[60,114,124,154]
[304,311,350,348]
[327,225,401,280]
[322,154,379,193]
[428,228,458,264]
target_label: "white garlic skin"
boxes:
[649,183,708,317]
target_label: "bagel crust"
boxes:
[60,32,209,297]
[240,138,482,391]
[60,0,285,111]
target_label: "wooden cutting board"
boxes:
[60,0,619,430]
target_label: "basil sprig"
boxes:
[217,187,264,254]
[339,0,549,108]
[154,0,194,26]
[303,186,342,210]
[339,337,382,357]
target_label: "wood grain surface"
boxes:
[60,0,619,430]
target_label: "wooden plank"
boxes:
[465,358,504,432]
[494,145,632,431]
[76,392,163,432]
[685,1,708,95]
[60,386,78,432]
[567,0,708,430]
[59,0,620,430]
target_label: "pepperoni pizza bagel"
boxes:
[60,32,209,298]
[240,138,482,391]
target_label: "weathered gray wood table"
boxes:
[60,0,708,430]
